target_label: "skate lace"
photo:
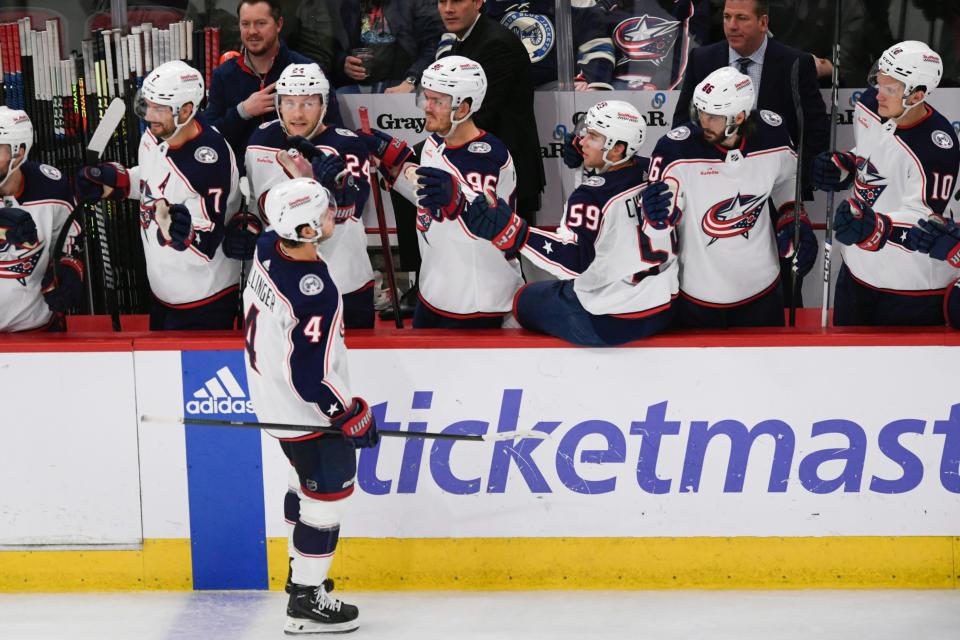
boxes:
[314,587,343,613]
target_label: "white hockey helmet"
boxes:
[275,63,330,137]
[0,107,32,186]
[580,100,646,172]
[691,66,754,137]
[418,56,487,137]
[872,40,942,107]
[135,60,205,138]
[266,177,333,244]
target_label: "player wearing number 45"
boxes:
[245,63,375,328]
[75,60,250,331]
[353,56,523,329]
[463,100,678,346]
[242,178,379,635]
[645,66,816,328]
[812,41,960,327]
[0,107,84,332]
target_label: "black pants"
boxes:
[833,264,945,326]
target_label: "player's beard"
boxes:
[425,112,452,136]
[147,118,175,140]
[283,116,321,138]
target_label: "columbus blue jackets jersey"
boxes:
[0,162,79,331]
[485,0,616,89]
[597,0,702,90]
[395,131,524,317]
[128,115,241,306]
[651,111,797,306]
[243,230,352,441]
[522,158,679,315]
[245,121,375,295]
[839,88,960,293]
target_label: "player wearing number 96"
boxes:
[246,63,376,329]
[460,100,678,346]
[647,66,814,328]
[243,178,378,635]
[355,56,523,329]
[813,41,960,327]
[75,60,242,330]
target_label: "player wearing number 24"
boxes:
[353,56,524,329]
[812,41,960,327]
[646,66,815,329]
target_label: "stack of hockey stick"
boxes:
[0,19,220,319]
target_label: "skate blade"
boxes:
[284,616,359,634]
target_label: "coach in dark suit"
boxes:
[673,0,828,200]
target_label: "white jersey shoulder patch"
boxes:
[583,175,606,187]
[335,128,358,138]
[299,274,324,296]
[760,110,783,126]
[666,126,690,141]
[39,164,62,180]
[468,141,492,154]
[931,130,954,149]
[195,146,219,164]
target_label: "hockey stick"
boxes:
[820,0,842,329]
[789,58,804,327]
[237,175,252,326]
[141,414,549,442]
[358,106,403,328]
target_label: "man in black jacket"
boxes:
[672,0,828,200]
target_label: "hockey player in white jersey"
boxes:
[243,178,379,635]
[459,100,678,345]
[645,66,816,328]
[813,40,960,326]
[0,107,83,332]
[245,63,374,328]
[354,56,524,329]
[75,60,246,330]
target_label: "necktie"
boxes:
[736,57,751,74]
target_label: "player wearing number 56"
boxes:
[355,56,523,329]
[649,67,815,329]
[242,177,379,635]
[460,100,678,346]
[75,61,243,331]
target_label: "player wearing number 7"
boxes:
[75,60,244,330]
[354,56,523,329]
[460,100,678,346]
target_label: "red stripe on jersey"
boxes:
[155,284,239,309]
[680,277,780,308]
[418,292,507,319]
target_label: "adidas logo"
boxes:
[185,366,255,415]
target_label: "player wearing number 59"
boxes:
[647,67,815,328]
[242,178,379,635]
[813,41,960,327]
[246,63,375,328]
[461,100,678,346]
[354,56,523,329]
[75,61,242,331]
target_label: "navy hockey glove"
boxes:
[561,132,584,169]
[76,162,131,203]
[286,135,320,160]
[41,256,85,313]
[776,209,818,277]
[905,216,960,268]
[812,151,857,192]
[222,213,263,260]
[0,207,38,246]
[310,152,346,194]
[166,204,195,251]
[833,198,892,251]
[415,166,466,220]
[354,128,413,171]
[641,181,678,230]
[331,397,380,449]
[462,194,528,255]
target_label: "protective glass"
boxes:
[278,95,323,114]
[133,90,172,122]
[415,87,453,113]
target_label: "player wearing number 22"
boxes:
[243,178,380,635]
[354,56,523,328]
[75,60,245,330]
[646,66,816,328]
[466,99,678,346]
[245,63,376,328]
[813,41,960,326]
